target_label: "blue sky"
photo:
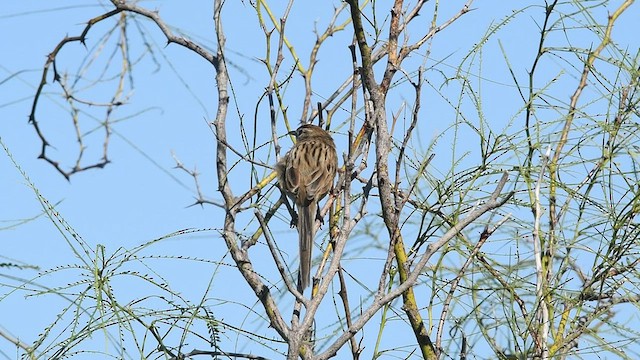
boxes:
[2,1,640,359]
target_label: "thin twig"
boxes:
[255,210,307,305]
[317,172,513,360]
[435,215,511,355]
[534,145,551,358]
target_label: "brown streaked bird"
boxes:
[276,124,338,290]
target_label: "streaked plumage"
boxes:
[276,124,337,290]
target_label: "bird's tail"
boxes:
[298,203,316,290]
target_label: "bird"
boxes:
[275,124,338,290]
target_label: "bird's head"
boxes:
[289,124,331,141]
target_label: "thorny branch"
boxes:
[29,9,124,179]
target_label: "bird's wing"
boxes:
[300,143,335,204]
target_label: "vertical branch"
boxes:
[337,268,362,359]
[213,0,232,209]
[523,0,558,189]
[212,0,291,345]
[379,0,402,93]
[346,1,437,358]
[534,146,551,358]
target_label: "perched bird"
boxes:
[276,124,338,290]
